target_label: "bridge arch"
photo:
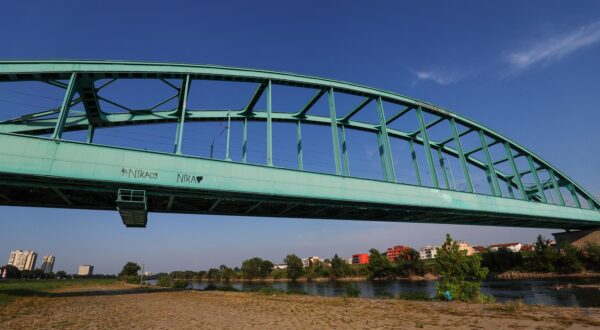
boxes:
[0,61,598,228]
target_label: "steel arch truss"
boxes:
[0,61,598,228]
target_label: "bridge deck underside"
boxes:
[0,174,595,230]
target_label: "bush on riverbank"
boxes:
[435,234,491,303]
[345,284,361,297]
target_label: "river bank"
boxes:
[1,282,599,329]
[491,271,600,280]
[173,273,438,282]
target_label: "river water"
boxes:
[160,278,600,307]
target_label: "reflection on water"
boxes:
[151,278,600,307]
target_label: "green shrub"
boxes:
[172,280,189,289]
[156,276,172,287]
[217,284,239,292]
[204,283,218,291]
[345,284,361,297]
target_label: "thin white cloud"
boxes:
[506,20,600,72]
[413,69,460,85]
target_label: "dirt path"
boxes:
[1,283,599,329]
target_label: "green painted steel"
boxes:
[0,60,598,229]
[376,97,396,182]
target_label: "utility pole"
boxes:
[140,263,144,286]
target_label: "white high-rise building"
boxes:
[419,245,440,259]
[41,255,56,273]
[8,250,38,271]
[78,265,94,276]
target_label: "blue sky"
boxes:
[1,1,599,274]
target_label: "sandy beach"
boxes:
[1,282,599,329]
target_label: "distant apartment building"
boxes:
[8,250,37,271]
[301,256,320,268]
[488,242,522,253]
[273,264,288,270]
[457,240,475,256]
[472,246,487,253]
[345,258,353,265]
[419,246,440,259]
[78,265,94,276]
[352,253,369,264]
[40,255,55,273]
[386,245,413,262]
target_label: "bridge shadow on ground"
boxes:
[1,287,181,300]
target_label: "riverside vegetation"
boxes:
[146,234,599,303]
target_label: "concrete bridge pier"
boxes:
[553,228,600,248]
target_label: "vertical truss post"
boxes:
[567,183,581,208]
[478,131,501,196]
[436,148,450,189]
[504,143,526,200]
[242,118,248,163]
[225,111,232,161]
[416,107,438,187]
[527,155,547,203]
[377,132,388,181]
[506,181,515,198]
[548,169,565,206]
[328,87,342,175]
[52,73,78,139]
[173,75,190,155]
[376,97,396,182]
[341,124,350,176]
[409,139,421,185]
[86,125,95,144]
[296,120,303,171]
[266,80,273,166]
[450,118,473,192]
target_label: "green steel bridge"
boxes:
[0,61,598,228]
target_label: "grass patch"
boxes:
[0,279,117,309]
[398,291,430,301]
[203,283,239,292]
[486,300,525,314]
[248,287,308,296]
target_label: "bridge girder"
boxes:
[0,61,598,228]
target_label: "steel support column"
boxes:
[86,125,95,144]
[548,169,565,206]
[242,118,248,163]
[225,111,232,161]
[296,120,303,171]
[174,75,190,155]
[528,155,547,203]
[504,142,526,200]
[437,148,450,189]
[328,87,342,175]
[416,107,438,187]
[341,124,350,176]
[450,117,473,192]
[409,139,421,185]
[52,72,78,140]
[266,80,273,166]
[376,97,396,182]
[478,131,501,196]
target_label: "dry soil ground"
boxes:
[1,282,599,329]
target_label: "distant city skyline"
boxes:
[1,1,598,275]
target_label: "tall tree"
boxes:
[284,254,304,281]
[330,254,350,279]
[119,262,141,277]
[367,248,393,279]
